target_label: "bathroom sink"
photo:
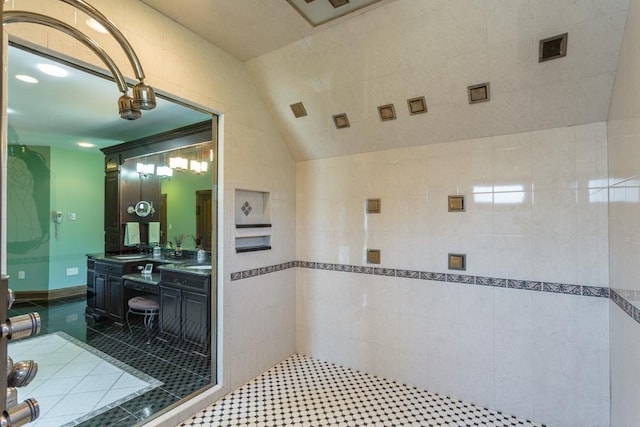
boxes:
[112,255,146,260]
[185,265,213,270]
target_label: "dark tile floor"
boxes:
[9,295,213,426]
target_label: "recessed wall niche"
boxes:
[235,189,272,253]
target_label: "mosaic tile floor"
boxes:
[9,296,213,426]
[179,354,544,427]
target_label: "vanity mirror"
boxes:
[134,201,153,217]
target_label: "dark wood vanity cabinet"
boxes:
[159,271,210,349]
[86,259,145,322]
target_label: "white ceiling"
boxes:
[140,0,630,161]
[139,0,394,61]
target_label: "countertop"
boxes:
[88,254,212,277]
[122,272,162,285]
[157,263,213,276]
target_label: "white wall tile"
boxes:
[296,121,610,425]
[608,0,640,424]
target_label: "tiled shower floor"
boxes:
[179,354,544,427]
[9,296,212,426]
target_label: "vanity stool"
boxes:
[126,296,160,344]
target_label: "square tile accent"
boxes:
[407,96,427,115]
[448,195,465,212]
[366,198,381,213]
[468,82,490,104]
[539,33,568,62]
[332,113,350,129]
[448,253,466,270]
[289,102,308,118]
[377,104,396,121]
[240,201,252,216]
[367,249,381,264]
[179,354,543,427]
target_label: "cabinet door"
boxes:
[86,269,95,310]
[160,287,181,339]
[104,170,120,253]
[94,273,107,315]
[182,291,209,348]
[107,277,124,321]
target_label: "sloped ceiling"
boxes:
[143,0,629,161]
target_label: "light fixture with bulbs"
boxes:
[169,156,188,170]
[136,162,155,176]
[156,166,173,177]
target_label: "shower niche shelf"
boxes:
[235,189,271,253]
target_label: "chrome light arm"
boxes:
[2,11,128,94]
[3,11,142,119]
[59,0,156,110]
[59,0,146,81]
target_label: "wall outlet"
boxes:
[66,267,79,276]
[17,271,25,279]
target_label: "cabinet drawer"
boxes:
[94,262,125,275]
[161,271,209,293]
[124,279,159,295]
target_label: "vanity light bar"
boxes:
[136,163,155,175]
[156,166,173,177]
[189,160,209,173]
[169,156,188,169]
[190,160,202,173]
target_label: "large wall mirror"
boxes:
[120,141,214,251]
[6,42,217,425]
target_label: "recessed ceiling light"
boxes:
[86,18,108,34]
[37,63,68,77]
[15,74,38,84]
[77,142,95,148]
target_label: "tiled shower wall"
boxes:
[607,0,640,424]
[296,122,610,427]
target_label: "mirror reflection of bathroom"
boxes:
[6,42,217,425]
[121,141,214,251]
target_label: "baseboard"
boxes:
[14,285,86,302]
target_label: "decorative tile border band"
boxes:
[611,289,640,324]
[230,261,297,281]
[230,260,609,298]
[229,261,640,324]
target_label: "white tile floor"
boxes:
[8,332,161,426]
[179,354,543,427]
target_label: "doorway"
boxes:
[196,190,212,251]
